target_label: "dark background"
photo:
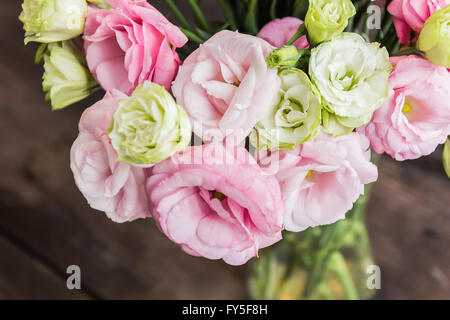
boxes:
[0,0,449,299]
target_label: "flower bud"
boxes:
[39,41,98,110]
[305,0,356,44]
[444,139,450,178]
[108,82,192,167]
[266,46,302,68]
[417,5,450,68]
[19,0,88,44]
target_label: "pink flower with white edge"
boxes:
[388,0,449,44]
[83,0,187,94]
[257,17,309,50]
[258,131,378,232]
[70,91,150,223]
[358,56,450,161]
[146,143,284,266]
[172,30,281,146]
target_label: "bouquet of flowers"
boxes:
[20,0,449,299]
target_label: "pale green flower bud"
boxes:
[39,41,98,110]
[109,82,192,167]
[19,0,88,44]
[444,139,450,178]
[309,33,392,137]
[266,46,302,68]
[305,0,356,44]
[417,5,450,68]
[250,68,322,150]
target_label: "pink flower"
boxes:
[83,0,188,94]
[70,91,150,223]
[258,132,378,232]
[172,30,280,145]
[388,0,449,44]
[257,17,309,50]
[146,143,284,265]
[358,56,450,161]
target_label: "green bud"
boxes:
[417,5,450,68]
[109,82,192,167]
[266,46,302,68]
[443,139,450,178]
[250,68,322,150]
[19,0,88,44]
[305,0,356,44]
[40,41,98,110]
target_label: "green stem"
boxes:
[392,47,424,57]
[188,0,213,34]
[286,24,307,46]
[164,0,193,32]
[270,0,278,20]
[179,27,204,44]
[329,252,359,300]
[218,0,238,30]
[246,0,259,35]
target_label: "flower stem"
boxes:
[246,0,259,35]
[286,24,307,46]
[218,0,238,30]
[164,0,193,32]
[188,0,213,34]
[392,47,424,57]
[180,27,204,44]
[329,252,359,300]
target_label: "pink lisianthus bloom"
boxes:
[388,0,449,44]
[357,56,450,161]
[83,0,188,94]
[257,131,378,232]
[146,143,284,265]
[172,30,281,146]
[70,91,151,223]
[257,17,309,50]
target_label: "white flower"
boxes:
[250,68,322,150]
[309,33,392,136]
[108,81,192,167]
[19,0,88,44]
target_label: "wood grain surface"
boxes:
[0,0,449,299]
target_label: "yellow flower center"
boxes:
[306,170,316,179]
[402,102,412,113]
[211,190,226,201]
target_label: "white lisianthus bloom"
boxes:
[108,81,192,167]
[19,0,88,44]
[309,33,392,136]
[251,68,322,150]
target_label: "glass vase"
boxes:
[249,185,376,300]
